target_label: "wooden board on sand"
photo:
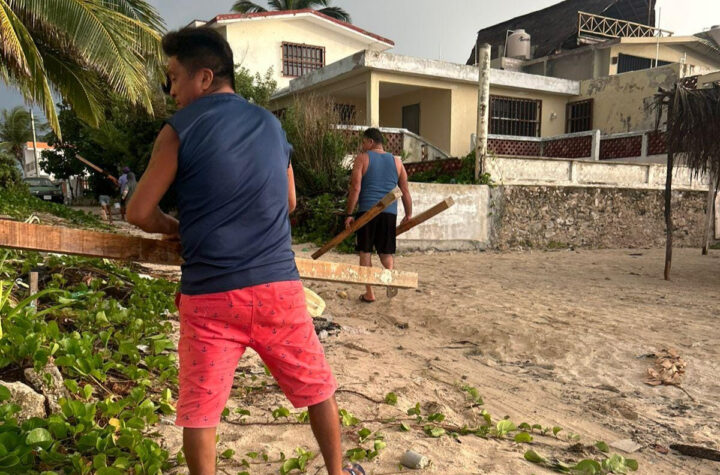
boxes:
[0,220,417,289]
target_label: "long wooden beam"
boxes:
[0,221,417,289]
[76,155,118,186]
[396,197,455,236]
[311,187,402,260]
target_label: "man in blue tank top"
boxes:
[126,27,362,475]
[345,128,413,303]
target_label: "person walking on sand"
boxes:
[126,27,364,475]
[120,170,137,221]
[344,128,412,303]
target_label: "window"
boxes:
[566,99,593,133]
[334,104,357,125]
[489,96,541,137]
[282,42,325,77]
[617,53,671,74]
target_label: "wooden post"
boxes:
[311,188,402,260]
[664,150,674,280]
[29,271,38,307]
[702,168,718,255]
[664,88,675,281]
[396,197,455,236]
[475,42,491,182]
[0,220,418,288]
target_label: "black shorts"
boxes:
[355,212,397,255]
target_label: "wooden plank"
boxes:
[311,187,402,260]
[76,155,119,186]
[0,221,417,288]
[396,197,455,236]
[296,258,416,289]
[0,220,183,265]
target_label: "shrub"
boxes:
[292,193,354,253]
[0,152,24,189]
[408,152,493,185]
[281,95,356,198]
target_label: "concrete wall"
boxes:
[486,155,710,191]
[575,64,680,134]
[545,49,597,80]
[396,183,492,250]
[222,19,372,89]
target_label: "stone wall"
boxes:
[492,186,708,250]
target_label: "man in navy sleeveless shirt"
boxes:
[345,128,413,303]
[127,27,358,475]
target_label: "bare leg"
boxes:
[359,252,374,301]
[183,427,217,475]
[308,396,343,475]
[380,254,397,298]
[379,253,394,270]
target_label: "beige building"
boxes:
[196,9,394,90]
[513,36,720,80]
[271,51,580,158]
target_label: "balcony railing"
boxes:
[577,11,673,41]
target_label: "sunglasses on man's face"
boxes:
[162,74,171,95]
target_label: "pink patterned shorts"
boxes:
[174,280,337,428]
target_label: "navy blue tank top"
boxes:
[359,151,399,215]
[167,93,299,295]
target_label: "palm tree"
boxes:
[232,0,351,23]
[0,0,165,138]
[0,107,33,166]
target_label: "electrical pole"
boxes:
[30,108,40,177]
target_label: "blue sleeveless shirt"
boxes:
[358,151,399,215]
[167,93,299,295]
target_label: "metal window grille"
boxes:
[566,99,593,133]
[489,96,542,137]
[617,53,671,73]
[334,104,357,125]
[282,42,325,77]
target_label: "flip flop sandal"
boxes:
[343,464,366,475]
[359,295,375,303]
[386,287,399,298]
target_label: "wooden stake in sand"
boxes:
[0,220,418,289]
[396,197,455,236]
[311,187,402,260]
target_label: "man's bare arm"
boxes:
[345,153,366,216]
[397,157,412,223]
[126,125,180,236]
[288,164,297,213]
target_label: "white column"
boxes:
[475,42,491,181]
[366,73,379,127]
[591,129,601,160]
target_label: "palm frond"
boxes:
[656,84,720,178]
[232,0,268,13]
[100,0,166,33]
[317,6,351,22]
[0,0,60,135]
[41,48,105,128]
[11,0,161,113]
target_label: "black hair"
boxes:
[363,127,384,145]
[162,27,235,91]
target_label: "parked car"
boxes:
[23,177,64,204]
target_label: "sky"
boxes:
[2,0,719,114]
